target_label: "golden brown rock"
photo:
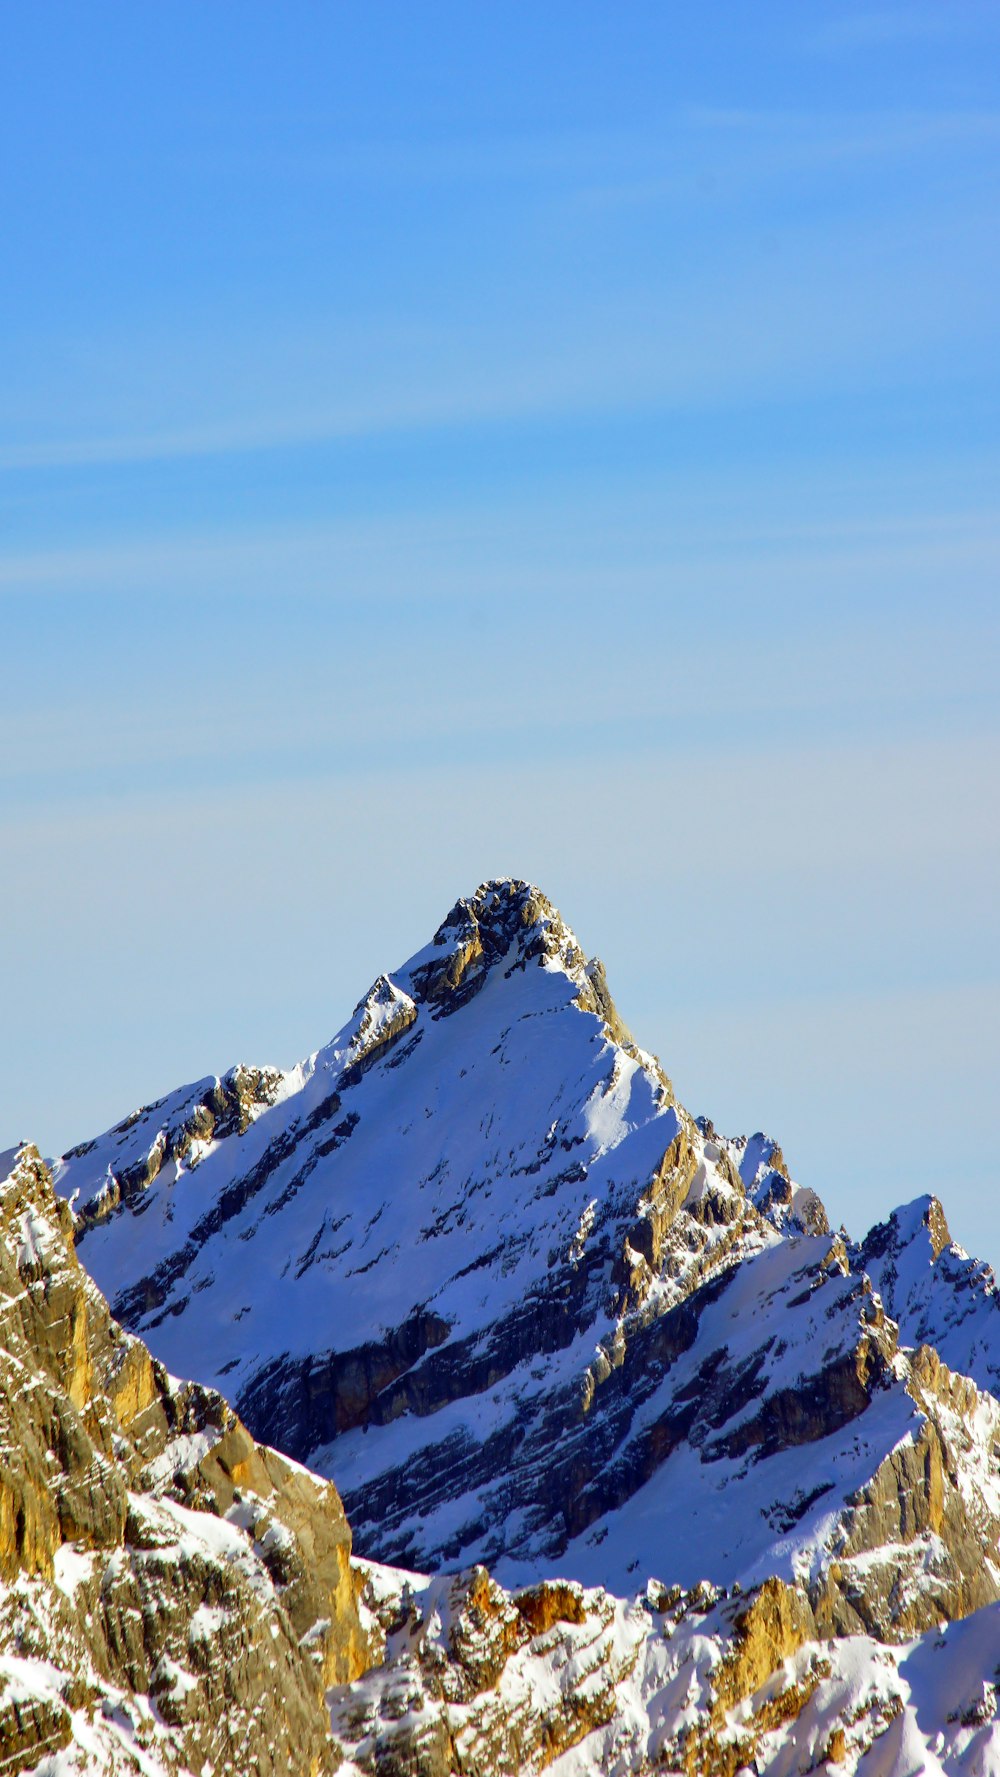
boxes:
[0,1144,371,1776]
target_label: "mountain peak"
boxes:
[391,877,656,1077]
[437,875,552,928]
[397,878,585,1015]
[860,1192,953,1265]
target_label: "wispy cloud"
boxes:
[166,126,646,191]
[5,217,997,476]
[3,497,1000,599]
[805,7,992,52]
[6,92,998,479]
[0,387,539,473]
[686,102,1000,148]
[1,495,996,839]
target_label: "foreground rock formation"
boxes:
[334,1562,1000,1776]
[0,1143,366,1776]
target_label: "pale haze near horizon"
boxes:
[2,4,998,1261]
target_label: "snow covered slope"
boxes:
[53,881,1000,1634]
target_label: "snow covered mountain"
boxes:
[53,880,1000,1644]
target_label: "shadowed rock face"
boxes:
[0,1144,369,1777]
[50,880,1000,1628]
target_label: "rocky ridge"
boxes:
[856,1192,1000,1397]
[332,1561,1000,1777]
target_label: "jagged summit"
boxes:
[394,877,650,1069]
[367,879,586,1031]
[59,878,666,1240]
[861,1191,953,1263]
[414,878,573,975]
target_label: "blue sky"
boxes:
[2,4,998,1256]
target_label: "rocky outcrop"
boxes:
[0,1144,368,1776]
[335,1562,641,1776]
[809,1340,1000,1641]
[68,1062,285,1233]
[332,1562,1000,1776]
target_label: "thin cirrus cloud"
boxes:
[163,102,1000,190]
[574,104,1000,208]
[3,493,999,605]
[1,519,995,830]
[3,239,995,477]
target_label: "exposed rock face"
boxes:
[0,1143,367,1777]
[51,881,1000,1631]
[727,1128,830,1238]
